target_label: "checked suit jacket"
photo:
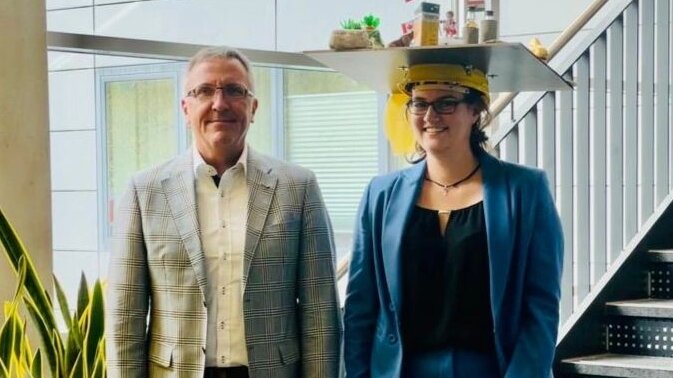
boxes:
[105,148,342,378]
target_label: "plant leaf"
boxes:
[51,329,67,378]
[0,308,17,370]
[63,321,80,375]
[0,357,8,378]
[30,349,41,378]
[12,315,25,368]
[53,276,73,336]
[84,280,104,374]
[75,273,89,320]
[8,354,18,378]
[90,341,105,378]
[20,319,32,367]
[77,305,90,342]
[13,257,27,303]
[22,297,57,377]
[0,209,57,334]
[67,351,83,378]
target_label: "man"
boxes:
[106,47,342,378]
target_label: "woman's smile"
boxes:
[423,125,449,134]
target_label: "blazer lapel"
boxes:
[161,150,209,298]
[480,152,514,319]
[243,150,278,289]
[382,161,425,313]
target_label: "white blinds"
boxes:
[285,91,379,232]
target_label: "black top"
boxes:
[400,201,495,353]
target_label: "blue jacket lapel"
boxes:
[382,161,426,312]
[161,150,209,298]
[480,152,514,318]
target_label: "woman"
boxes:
[343,63,563,377]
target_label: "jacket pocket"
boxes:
[148,341,174,368]
[264,218,301,234]
[278,339,301,365]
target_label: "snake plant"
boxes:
[0,207,105,377]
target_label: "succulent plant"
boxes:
[362,14,381,29]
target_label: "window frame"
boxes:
[96,62,186,252]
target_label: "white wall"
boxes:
[46,0,595,52]
[500,0,595,46]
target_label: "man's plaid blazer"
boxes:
[105,149,342,378]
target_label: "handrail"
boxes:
[336,257,349,281]
[486,0,609,124]
[336,0,610,282]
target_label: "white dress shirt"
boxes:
[193,147,249,367]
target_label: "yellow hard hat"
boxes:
[398,63,490,104]
[384,93,416,155]
[386,63,490,154]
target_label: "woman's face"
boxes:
[408,87,479,156]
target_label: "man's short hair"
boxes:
[185,46,255,91]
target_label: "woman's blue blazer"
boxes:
[343,151,564,377]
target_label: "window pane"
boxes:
[245,66,272,155]
[284,70,378,263]
[106,78,178,230]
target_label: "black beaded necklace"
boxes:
[424,163,481,195]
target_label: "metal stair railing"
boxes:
[491,0,673,324]
[487,0,609,125]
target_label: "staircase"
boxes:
[481,0,673,376]
[560,249,673,376]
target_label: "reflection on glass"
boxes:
[105,78,178,230]
[244,66,272,155]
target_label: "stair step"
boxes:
[650,250,673,263]
[649,264,673,299]
[561,353,673,377]
[606,299,673,318]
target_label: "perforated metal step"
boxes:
[605,316,673,356]
[649,250,673,263]
[560,353,673,377]
[649,264,673,299]
[605,299,673,318]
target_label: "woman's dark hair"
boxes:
[406,88,490,164]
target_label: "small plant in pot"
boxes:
[329,18,371,50]
[362,14,384,48]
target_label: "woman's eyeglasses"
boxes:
[406,96,465,115]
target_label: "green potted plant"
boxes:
[362,14,384,48]
[329,18,371,50]
[0,257,42,377]
[0,208,106,377]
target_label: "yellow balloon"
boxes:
[384,93,416,155]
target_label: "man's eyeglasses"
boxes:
[406,97,465,115]
[186,83,254,102]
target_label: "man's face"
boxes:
[181,58,258,161]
